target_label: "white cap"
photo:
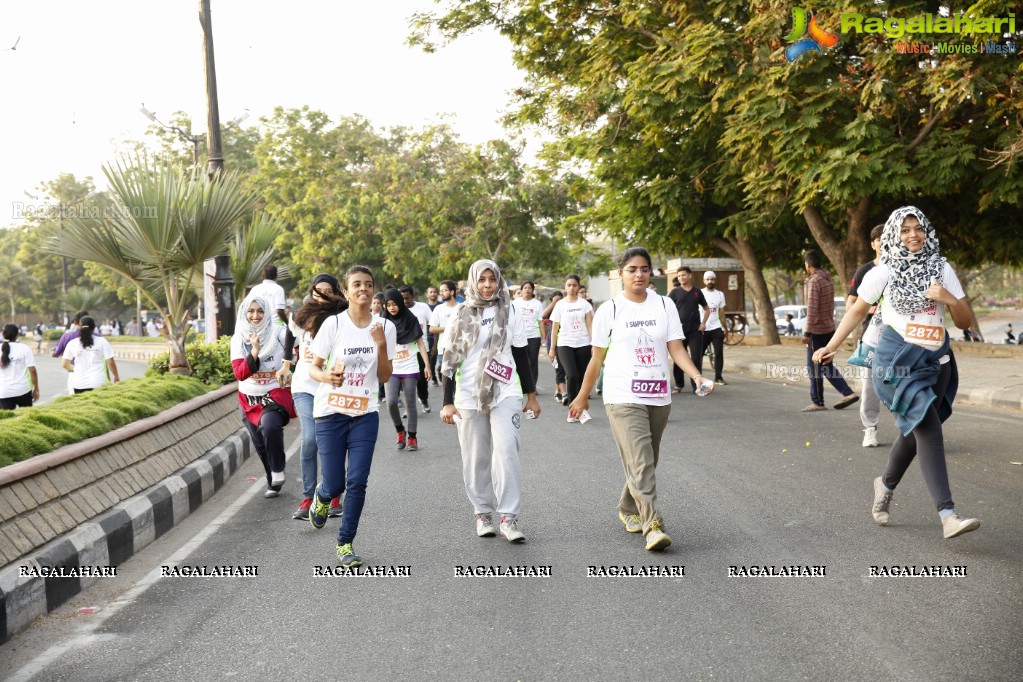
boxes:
[704,270,717,279]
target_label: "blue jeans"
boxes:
[314,411,379,545]
[293,391,318,499]
[806,332,854,406]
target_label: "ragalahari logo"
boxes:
[785,8,840,62]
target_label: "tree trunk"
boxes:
[714,236,781,345]
[803,198,874,294]
[166,318,191,375]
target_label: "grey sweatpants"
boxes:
[455,397,523,517]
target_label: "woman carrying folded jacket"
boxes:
[814,206,979,540]
[231,294,296,499]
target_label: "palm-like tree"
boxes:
[230,211,289,305]
[61,285,109,317]
[46,155,255,373]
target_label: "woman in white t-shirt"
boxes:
[815,206,979,540]
[569,247,712,552]
[381,288,432,452]
[440,259,542,544]
[231,295,295,498]
[548,274,593,413]
[511,280,546,391]
[306,265,396,568]
[287,274,346,521]
[1,324,39,409]
[61,316,119,393]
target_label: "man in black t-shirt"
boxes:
[668,266,710,393]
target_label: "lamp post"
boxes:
[139,105,248,176]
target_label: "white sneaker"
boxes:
[644,520,672,551]
[499,515,525,543]
[942,512,980,539]
[475,513,496,537]
[871,476,892,525]
[862,426,879,447]
[270,470,285,487]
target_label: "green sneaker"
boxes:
[618,511,642,533]
[336,543,362,567]
[309,493,330,529]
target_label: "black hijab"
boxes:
[381,288,423,344]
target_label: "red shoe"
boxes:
[407,436,419,452]
[328,496,343,518]
[292,498,312,520]
[396,431,406,450]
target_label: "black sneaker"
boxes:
[309,493,330,529]
[336,543,363,567]
[554,392,562,402]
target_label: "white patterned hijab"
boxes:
[236,294,277,361]
[440,259,511,414]
[879,206,945,315]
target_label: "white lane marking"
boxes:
[8,439,300,682]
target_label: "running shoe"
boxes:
[270,470,285,487]
[499,515,525,543]
[309,493,330,529]
[562,396,569,406]
[618,511,642,533]
[871,476,893,525]
[942,512,980,539]
[263,486,281,499]
[421,400,432,413]
[644,519,672,551]
[328,496,343,518]
[336,543,363,567]
[407,436,419,451]
[714,378,728,386]
[862,427,879,448]
[801,403,827,412]
[292,498,312,520]
[476,513,497,537]
[553,392,563,402]
[396,431,406,450]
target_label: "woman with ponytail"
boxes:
[1,324,39,409]
[61,316,118,393]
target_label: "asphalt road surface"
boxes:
[3,374,1021,681]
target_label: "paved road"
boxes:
[2,375,1021,681]
[30,352,148,405]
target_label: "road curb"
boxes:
[0,430,250,644]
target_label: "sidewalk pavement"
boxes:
[721,340,1023,413]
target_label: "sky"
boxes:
[0,0,527,226]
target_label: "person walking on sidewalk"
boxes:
[440,259,541,543]
[382,288,432,452]
[802,250,859,412]
[548,275,593,415]
[289,274,346,521]
[230,296,296,499]
[668,266,710,393]
[814,206,979,540]
[1,324,39,410]
[701,272,728,385]
[569,247,714,551]
[307,265,396,566]
[400,285,433,414]
[847,225,885,445]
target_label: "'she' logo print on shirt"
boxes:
[784,7,839,62]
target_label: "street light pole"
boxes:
[200,0,224,178]
[139,105,247,177]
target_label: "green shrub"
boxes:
[43,329,65,341]
[147,335,233,386]
[0,375,211,466]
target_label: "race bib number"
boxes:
[484,358,514,384]
[326,391,369,415]
[250,371,276,386]
[631,379,668,398]
[904,323,943,347]
[394,346,411,362]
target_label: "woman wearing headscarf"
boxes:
[61,316,119,393]
[381,288,432,452]
[1,324,39,409]
[814,206,979,539]
[289,274,346,520]
[440,259,542,543]
[231,294,296,499]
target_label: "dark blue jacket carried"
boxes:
[872,325,958,437]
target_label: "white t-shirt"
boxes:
[592,292,684,406]
[249,279,288,318]
[512,298,545,340]
[391,339,421,376]
[550,297,593,348]
[288,319,320,397]
[0,342,36,398]
[701,289,727,331]
[63,336,115,390]
[408,301,432,337]
[230,326,289,396]
[447,304,528,411]
[429,304,459,354]
[858,262,964,358]
[310,312,396,418]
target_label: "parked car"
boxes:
[774,305,807,335]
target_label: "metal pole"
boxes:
[213,254,234,338]
[59,204,69,327]
[200,0,224,178]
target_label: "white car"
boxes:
[774,305,807,335]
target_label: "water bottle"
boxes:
[695,378,714,397]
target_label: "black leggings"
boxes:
[525,337,541,388]
[243,408,286,487]
[557,345,592,403]
[882,360,954,511]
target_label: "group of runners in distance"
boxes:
[222,205,979,566]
